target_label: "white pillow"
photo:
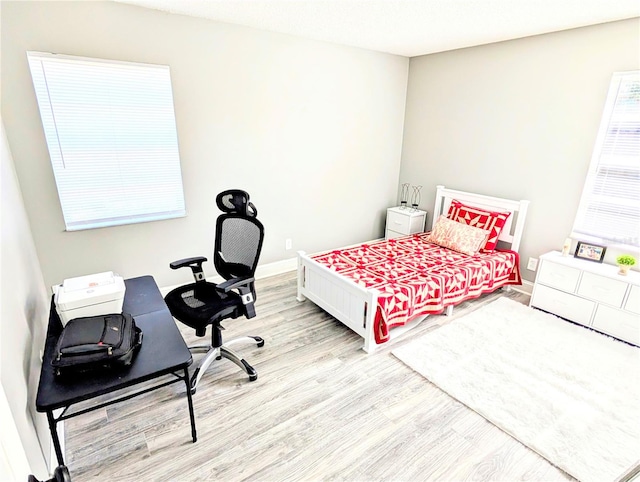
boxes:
[427,215,490,256]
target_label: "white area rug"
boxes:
[392,297,640,482]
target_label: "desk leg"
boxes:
[184,368,197,442]
[46,411,65,466]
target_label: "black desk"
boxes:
[36,275,197,466]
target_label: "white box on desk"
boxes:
[54,271,126,325]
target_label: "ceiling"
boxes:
[114,0,640,57]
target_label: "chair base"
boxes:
[188,336,264,394]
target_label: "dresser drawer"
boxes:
[592,304,640,346]
[531,284,594,326]
[537,260,581,293]
[577,272,627,308]
[626,285,640,315]
[387,210,411,233]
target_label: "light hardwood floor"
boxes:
[63,271,574,481]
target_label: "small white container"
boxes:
[55,271,126,325]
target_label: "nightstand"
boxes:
[385,206,427,239]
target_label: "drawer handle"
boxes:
[394,221,402,225]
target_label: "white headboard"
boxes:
[432,185,529,253]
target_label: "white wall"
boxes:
[1,1,409,290]
[1,385,32,481]
[400,19,640,281]
[1,120,51,479]
[9,3,636,291]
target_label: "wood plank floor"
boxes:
[63,271,574,481]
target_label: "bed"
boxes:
[296,185,529,353]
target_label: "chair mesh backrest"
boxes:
[214,190,264,281]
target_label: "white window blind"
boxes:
[27,51,186,231]
[572,71,640,249]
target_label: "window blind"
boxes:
[27,51,186,231]
[572,71,640,249]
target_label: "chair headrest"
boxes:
[216,189,258,217]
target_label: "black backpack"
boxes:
[52,313,142,377]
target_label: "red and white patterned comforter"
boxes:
[311,233,521,344]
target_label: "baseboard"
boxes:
[159,257,297,296]
[511,279,533,296]
[255,257,297,279]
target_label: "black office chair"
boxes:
[165,189,265,393]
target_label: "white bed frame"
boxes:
[296,185,530,353]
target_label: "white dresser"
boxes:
[385,207,427,239]
[530,251,640,346]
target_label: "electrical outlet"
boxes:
[527,257,538,271]
[285,238,292,250]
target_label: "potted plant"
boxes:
[616,254,636,276]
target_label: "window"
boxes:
[27,52,186,231]
[572,71,640,249]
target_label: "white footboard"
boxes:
[297,251,380,353]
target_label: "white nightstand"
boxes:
[530,251,640,346]
[385,206,427,239]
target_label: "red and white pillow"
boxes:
[447,199,511,252]
[427,215,490,256]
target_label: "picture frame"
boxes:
[574,241,606,263]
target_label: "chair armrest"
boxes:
[217,276,257,317]
[216,276,254,293]
[169,256,208,270]
[169,256,208,282]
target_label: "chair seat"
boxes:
[165,282,243,334]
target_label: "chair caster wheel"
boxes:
[255,336,265,347]
[242,359,258,381]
